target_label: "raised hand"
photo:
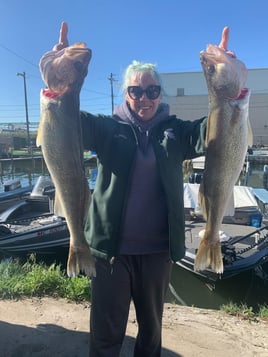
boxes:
[40,22,91,93]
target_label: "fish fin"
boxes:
[67,239,96,278]
[205,113,213,148]
[54,192,65,217]
[82,179,91,226]
[247,118,253,148]
[36,117,44,147]
[194,231,224,274]
[198,182,208,221]
[224,191,235,216]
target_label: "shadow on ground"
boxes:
[0,321,182,357]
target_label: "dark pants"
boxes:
[89,253,172,357]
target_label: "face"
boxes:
[126,72,162,121]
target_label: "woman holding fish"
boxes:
[39,23,240,356]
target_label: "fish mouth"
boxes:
[200,44,234,68]
[40,43,91,93]
[200,47,248,100]
[52,43,91,62]
[200,50,221,68]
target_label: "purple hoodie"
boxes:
[113,101,170,255]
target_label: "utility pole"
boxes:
[108,73,116,114]
[17,71,31,154]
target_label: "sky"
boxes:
[0,0,268,125]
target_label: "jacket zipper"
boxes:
[111,122,138,260]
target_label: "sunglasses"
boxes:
[127,85,161,100]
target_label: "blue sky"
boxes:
[0,0,267,124]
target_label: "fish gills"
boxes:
[194,44,251,274]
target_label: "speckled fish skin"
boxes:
[37,43,95,277]
[194,44,251,274]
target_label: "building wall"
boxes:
[160,68,268,147]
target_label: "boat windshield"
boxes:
[30,176,54,197]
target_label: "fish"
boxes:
[37,42,96,277]
[194,31,252,274]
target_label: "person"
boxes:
[49,23,231,356]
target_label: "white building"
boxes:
[160,68,268,147]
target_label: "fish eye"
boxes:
[207,65,215,74]
[74,61,84,72]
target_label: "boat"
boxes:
[0,176,69,258]
[0,214,69,258]
[247,150,268,164]
[0,173,96,260]
[0,176,54,222]
[179,183,268,282]
[0,178,33,213]
[1,177,268,281]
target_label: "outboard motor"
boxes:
[42,185,55,213]
[188,173,203,184]
[30,176,55,213]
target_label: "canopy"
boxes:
[184,183,258,216]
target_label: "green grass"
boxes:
[0,255,91,302]
[1,255,268,322]
[220,301,268,321]
[11,149,42,157]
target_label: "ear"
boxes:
[125,91,131,102]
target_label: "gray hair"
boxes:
[122,60,163,91]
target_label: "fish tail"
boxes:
[194,233,223,274]
[67,241,96,278]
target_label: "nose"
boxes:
[139,91,148,100]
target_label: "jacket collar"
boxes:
[113,101,170,133]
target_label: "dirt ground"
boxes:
[0,297,267,357]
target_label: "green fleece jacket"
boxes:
[81,111,207,262]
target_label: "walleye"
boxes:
[37,41,95,277]
[194,28,252,274]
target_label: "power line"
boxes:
[0,43,38,68]
[83,87,110,96]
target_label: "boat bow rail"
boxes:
[182,221,268,281]
[0,214,69,255]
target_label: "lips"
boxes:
[139,105,151,110]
